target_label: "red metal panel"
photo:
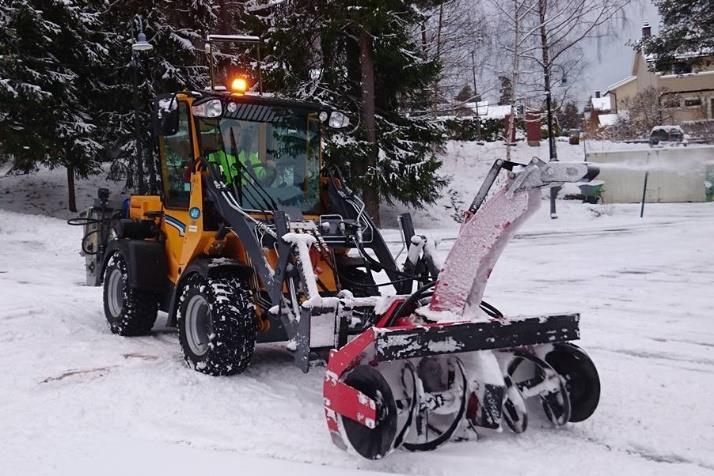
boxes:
[526,111,542,146]
[324,379,377,428]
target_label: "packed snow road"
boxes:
[0,202,713,475]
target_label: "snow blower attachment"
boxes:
[323,158,602,459]
[72,78,600,461]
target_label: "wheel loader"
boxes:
[74,34,602,460]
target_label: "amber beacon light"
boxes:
[231,77,249,94]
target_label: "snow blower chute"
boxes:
[323,158,601,459]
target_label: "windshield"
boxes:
[198,105,322,213]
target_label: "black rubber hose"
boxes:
[388,281,437,326]
[387,282,503,326]
[67,210,121,255]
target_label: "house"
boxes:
[605,24,714,127]
[583,92,618,134]
[456,101,512,120]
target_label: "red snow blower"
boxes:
[323,158,601,459]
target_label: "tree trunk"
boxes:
[67,165,77,213]
[217,0,228,34]
[358,29,380,226]
[506,0,521,162]
[145,136,157,194]
[432,4,444,108]
[420,22,428,58]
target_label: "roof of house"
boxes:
[476,101,512,119]
[606,75,636,93]
[598,113,619,127]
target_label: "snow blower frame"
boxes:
[74,77,601,459]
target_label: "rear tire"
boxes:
[177,275,256,376]
[103,251,158,336]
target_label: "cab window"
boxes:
[159,101,193,208]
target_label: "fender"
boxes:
[166,257,254,326]
[101,239,168,294]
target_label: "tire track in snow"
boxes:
[589,346,714,368]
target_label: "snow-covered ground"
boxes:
[1,141,713,475]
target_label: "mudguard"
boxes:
[165,258,254,326]
[102,239,168,293]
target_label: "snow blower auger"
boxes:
[323,158,602,459]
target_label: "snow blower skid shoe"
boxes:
[324,158,602,459]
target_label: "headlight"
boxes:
[192,99,223,118]
[328,111,350,129]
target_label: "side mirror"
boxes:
[152,95,179,136]
[328,111,350,129]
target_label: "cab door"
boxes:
[158,99,195,282]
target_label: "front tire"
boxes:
[177,275,256,376]
[103,251,158,336]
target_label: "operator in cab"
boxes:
[206,124,276,187]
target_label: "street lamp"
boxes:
[545,63,567,219]
[132,16,152,195]
[132,17,153,52]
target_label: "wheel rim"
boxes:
[403,357,468,452]
[508,353,571,427]
[107,268,124,317]
[185,294,213,357]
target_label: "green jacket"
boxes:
[207,150,271,186]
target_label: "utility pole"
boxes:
[471,50,478,95]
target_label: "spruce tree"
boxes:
[245,0,447,222]
[498,76,513,106]
[640,0,714,71]
[0,0,107,211]
[455,84,474,103]
[97,0,219,192]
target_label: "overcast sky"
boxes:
[576,0,660,103]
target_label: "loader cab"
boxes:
[153,92,342,215]
[191,95,324,214]
[147,91,348,284]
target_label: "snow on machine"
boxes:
[73,34,601,460]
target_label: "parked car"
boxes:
[649,125,688,147]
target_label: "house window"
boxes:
[663,96,680,108]
[684,97,703,107]
[673,62,693,75]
